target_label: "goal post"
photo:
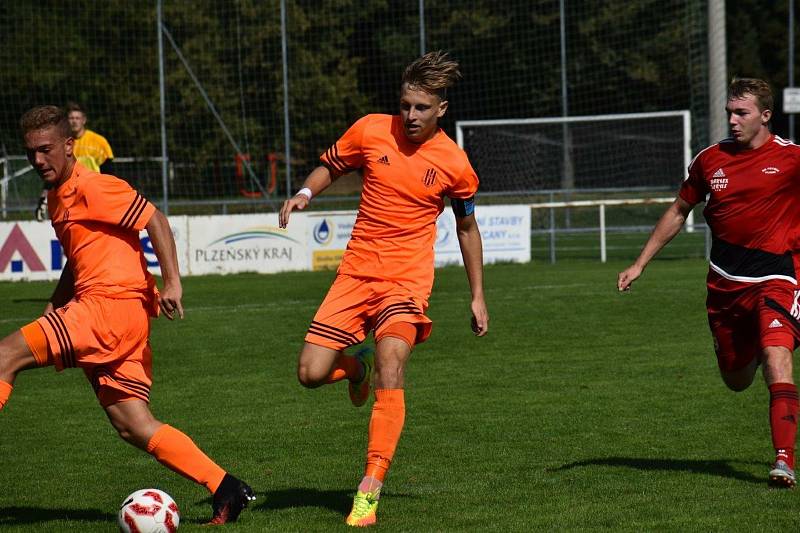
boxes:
[456,111,692,190]
[456,110,694,230]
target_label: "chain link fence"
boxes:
[0,0,709,218]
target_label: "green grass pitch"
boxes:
[1,259,799,531]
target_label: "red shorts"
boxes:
[707,278,800,373]
[20,295,153,407]
[305,274,432,350]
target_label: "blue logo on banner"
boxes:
[313,219,333,245]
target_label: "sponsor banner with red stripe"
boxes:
[0,206,529,281]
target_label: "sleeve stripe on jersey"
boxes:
[44,312,75,369]
[120,194,148,229]
[374,302,421,331]
[451,196,475,217]
[308,320,360,346]
[324,144,357,175]
[324,145,347,173]
[333,143,358,173]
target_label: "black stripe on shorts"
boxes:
[374,302,421,331]
[308,321,359,346]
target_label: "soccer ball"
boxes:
[118,489,180,533]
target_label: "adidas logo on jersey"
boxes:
[377,155,390,165]
[769,319,783,328]
[710,168,727,191]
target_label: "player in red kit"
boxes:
[618,78,800,487]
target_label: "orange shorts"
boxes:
[20,295,153,407]
[306,274,432,350]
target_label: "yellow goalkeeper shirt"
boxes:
[74,129,114,171]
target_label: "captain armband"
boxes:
[450,196,475,217]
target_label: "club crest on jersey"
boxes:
[422,168,437,187]
[762,167,780,174]
[710,168,727,191]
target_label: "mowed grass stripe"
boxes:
[1,259,799,531]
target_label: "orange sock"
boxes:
[0,380,12,410]
[326,353,362,383]
[364,389,405,483]
[146,424,226,494]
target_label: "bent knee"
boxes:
[110,417,161,449]
[719,355,758,392]
[374,365,405,389]
[297,364,325,388]
[720,370,756,392]
[0,333,37,379]
[114,424,138,443]
[723,379,752,392]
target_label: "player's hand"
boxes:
[34,195,48,222]
[617,264,643,292]
[159,282,184,320]
[279,194,310,228]
[470,298,489,337]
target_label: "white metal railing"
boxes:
[0,156,34,219]
[528,196,707,263]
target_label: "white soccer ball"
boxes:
[118,488,180,533]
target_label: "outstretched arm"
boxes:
[146,210,184,319]
[279,166,335,228]
[456,213,489,336]
[617,196,695,291]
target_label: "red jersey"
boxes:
[320,114,479,299]
[680,135,800,287]
[48,162,158,301]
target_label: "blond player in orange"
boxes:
[34,102,115,221]
[0,106,254,524]
[279,51,489,527]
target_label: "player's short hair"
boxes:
[401,50,462,100]
[728,78,773,114]
[19,105,71,139]
[65,101,86,116]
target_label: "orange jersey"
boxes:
[48,162,157,302]
[320,114,479,298]
[74,129,114,171]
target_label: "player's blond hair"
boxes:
[20,105,71,139]
[728,78,773,114]
[402,51,462,100]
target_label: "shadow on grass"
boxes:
[552,457,763,484]
[256,487,354,515]
[0,506,115,526]
[11,298,49,303]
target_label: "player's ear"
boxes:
[437,99,448,118]
[64,136,74,157]
[762,108,772,125]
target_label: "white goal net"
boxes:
[456,111,691,193]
